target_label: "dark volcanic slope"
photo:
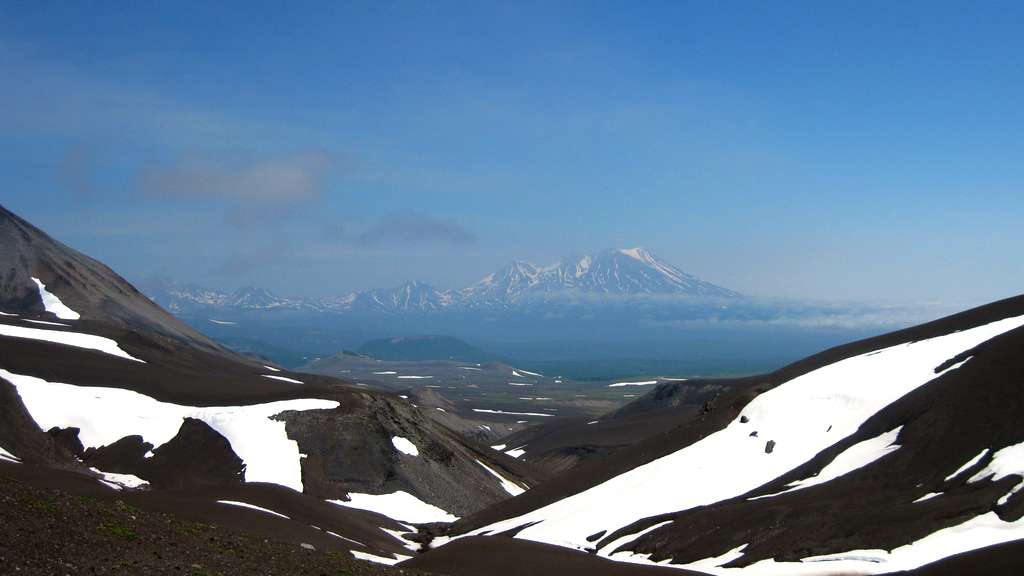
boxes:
[401,536,705,576]
[0,205,541,565]
[412,295,1024,574]
[493,379,733,475]
[0,471,431,576]
[442,295,1024,537]
[613,323,1024,566]
[0,204,223,354]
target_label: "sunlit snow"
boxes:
[91,468,149,490]
[2,369,338,492]
[0,324,144,362]
[608,380,659,387]
[0,445,19,463]
[444,314,1024,572]
[350,550,411,565]
[31,277,80,320]
[391,436,419,456]
[262,374,304,384]
[472,409,553,417]
[329,491,458,523]
[475,459,526,496]
[217,500,291,519]
[944,449,989,481]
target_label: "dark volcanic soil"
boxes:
[401,536,707,576]
[0,474,436,576]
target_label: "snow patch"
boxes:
[0,445,20,463]
[330,491,458,524]
[491,444,507,451]
[91,468,149,490]
[913,492,943,503]
[967,441,1024,505]
[608,380,659,388]
[475,459,526,496]
[217,500,291,519]
[209,319,236,325]
[263,365,281,372]
[945,449,989,481]
[0,324,144,362]
[472,409,554,417]
[449,314,1024,561]
[779,426,903,495]
[31,277,80,320]
[397,375,433,379]
[350,550,411,565]
[391,436,419,456]
[3,369,337,492]
[262,374,304,384]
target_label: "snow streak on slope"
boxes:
[217,500,291,519]
[658,508,1024,576]
[749,426,903,500]
[446,314,1024,566]
[31,277,80,320]
[475,459,526,496]
[0,324,144,362]
[262,374,304,384]
[350,550,412,565]
[329,491,458,524]
[0,444,20,463]
[2,369,337,492]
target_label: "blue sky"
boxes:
[2,1,1021,304]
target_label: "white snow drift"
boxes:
[2,369,338,492]
[440,314,1024,574]
[475,459,526,496]
[472,408,553,417]
[0,323,144,362]
[31,277,80,320]
[391,436,419,456]
[217,500,291,519]
[329,491,458,524]
[0,445,19,463]
[262,374,304,384]
[608,380,659,388]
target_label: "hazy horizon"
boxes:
[3,2,1022,307]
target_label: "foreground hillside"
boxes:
[0,204,538,568]
[409,294,1024,575]
[0,474,432,576]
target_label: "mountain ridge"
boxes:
[143,247,739,315]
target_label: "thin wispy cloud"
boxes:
[140,152,332,203]
[138,151,334,224]
[356,213,478,247]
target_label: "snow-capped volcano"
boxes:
[539,248,739,298]
[459,261,545,305]
[143,247,737,314]
[350,280,453,312]
[463,247,739,304]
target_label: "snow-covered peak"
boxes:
[617,247,651,262]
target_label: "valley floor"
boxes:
[0,473,435,576]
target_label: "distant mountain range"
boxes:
[142,247,740,315]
